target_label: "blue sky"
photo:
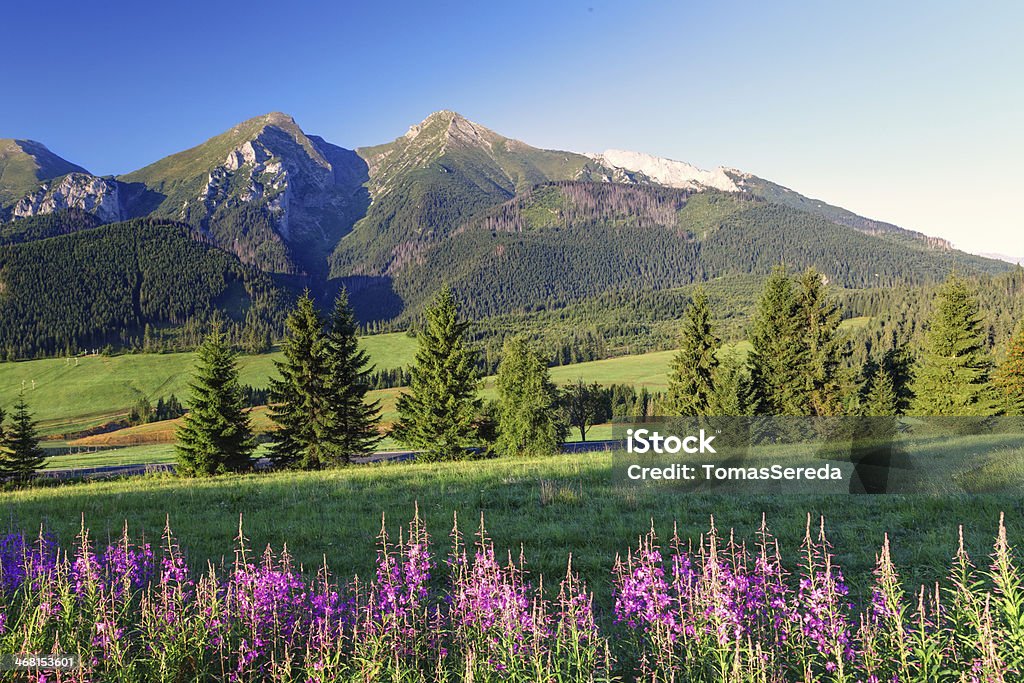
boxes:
[2,0,1021,255]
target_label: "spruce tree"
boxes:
[747,267,811,415]
[712,353,758,416]
[995,323,1024,415]
[323,288,382,463]
[268,292,333,469]
[797,268,846,416]
[666,289,720,415]
[392,287,481,461]
[0,396,45,480]
[859,358,899,416]
[911,275,997,416]
[176,327,255,476]
[495,337,565,457]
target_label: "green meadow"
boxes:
[4,451,1020,610]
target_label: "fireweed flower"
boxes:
[0,513,1019,681]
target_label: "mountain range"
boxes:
[0,110,1011,355]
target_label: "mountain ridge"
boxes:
[0,110,1007,328]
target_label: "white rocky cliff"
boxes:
[13,173,124,222]
[586,149,739,192]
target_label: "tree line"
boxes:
[665,267,1024,418]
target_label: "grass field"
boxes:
[5,451,1021,611]
[0,333,417,436]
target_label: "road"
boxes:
[40,440,620,481]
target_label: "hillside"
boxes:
[328,111,611,281]
[0,219,289,358]
[119,112,370,276]
[362,183,1007,322]
[0,139,89,210]
[0,110,1011,349]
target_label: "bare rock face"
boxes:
[196,125,354,245]
[13,173,124,223]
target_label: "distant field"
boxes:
[4,319,872,469]
[0,333,417,436]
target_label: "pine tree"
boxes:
[911,275,997,416]
[666,288,720,415]
[747,267,811,415]
[797,268,846,416]
[392,287,481,461]
[323,288,382,463]
[1,393,46,480]
[495,337,566,457]
[995,323,1024,416]
[268,291,333,469]
[176,326,255,476]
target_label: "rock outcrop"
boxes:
[13,173,124,223]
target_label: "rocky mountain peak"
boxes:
[0,139,91,209]
[14,172,124,223]
[586,149,739,192]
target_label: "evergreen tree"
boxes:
[712,353,758,416]
[859,357,899,416]
[747,267,811,415]
[995,323,1024,416]
[665,289,720,415]
[797,268,847,416]
[176,327,255,476]
[495,337,566,457]
[268,291,332,469]
[560,379,604,442]
[323,288,382,463]
[911,275,997,416]
[0,394,46,480]
[392,287,481,461]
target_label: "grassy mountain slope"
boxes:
[0,139,89,209]
[119,113,369,276]
[329,111,604,278]
[350,183,1007,322]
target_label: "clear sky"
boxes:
[2,0,1021,256]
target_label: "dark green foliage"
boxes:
[268,292,332,469]
[606,383,655,420]
[494,338,565,457]
[713,354,759,417]
[175,327,255,476]
[392,288,481,461]
[0,219,289,358]
[747,268,847,416]
[127,397,153,427]
[912,276,998,416]
[322,289,382,462]
[859,356,900,417]
[0,395,45,480]
[560,379,605,442]
[152,395,185,422]
[995,323,1024,416]
[797,269,848,416]
[0,209,104,244]
[748,267,811,415]
[666,289,720,415]
[343,183,1007,325]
